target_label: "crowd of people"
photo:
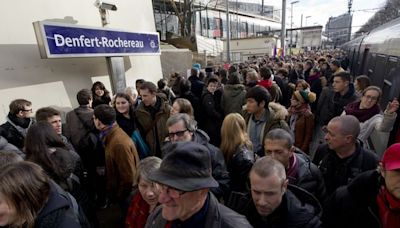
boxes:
[0,49,400,228]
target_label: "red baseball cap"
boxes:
[382,143,400,171]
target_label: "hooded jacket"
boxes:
[243,102,290,155]
[322,170,382,228]
[239,185,322,228]
[221,84,246,115]
[0,135,24,157]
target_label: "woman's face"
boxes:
[115,97,130,115]
[0,194,17,226]
[95,86,104,97]
[354,80,360,91]
[171,102,181,116]
[138,178,159,208]
[360,89,379,109]
[290,96,301,107]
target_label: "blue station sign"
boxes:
[33,21,160,58]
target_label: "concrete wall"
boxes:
[0,0,162,122]
[160,48,192,79]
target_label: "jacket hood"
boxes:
[224,84,245,97]
[287,184,323,219]
[0,136,8,148]
[346,170,381,206]
[192,129,210,145]
[269,102,288,120]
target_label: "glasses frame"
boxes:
[157,183,187,199]
[168,129,189,139]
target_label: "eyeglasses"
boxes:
[363,95,379,101]
[157,183,186,199]
[168,129,188,138]
[21,109,32,113]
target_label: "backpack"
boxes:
[74,110,98,152]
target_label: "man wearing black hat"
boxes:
[165,113,230,199]
[145,141,252,228]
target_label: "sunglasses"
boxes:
[168,129,188,138]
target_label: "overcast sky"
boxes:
[235,0,387,33]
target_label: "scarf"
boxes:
[7,113,31,129]
[307,73,320,83]
[286,155,299,185]
[258,79,273,89]
[344,101,380,123]
[376,186,400,228]
[125,192,151,228]
[99,123,116,147]
[288,103,311,115]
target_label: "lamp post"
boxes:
[94,0,126,94]
[226,0,231,63]
[290,1,299,55]
[281,0,286,57]
[305,16,311,26]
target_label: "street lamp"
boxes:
[305,16,311,26]
[290,1,299,55]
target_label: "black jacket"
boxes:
[35,181,87,228]
[115,108,136,137]
[227,145,255,193]
[192,130,230,199]
[291,150,327,204]
[0,114,34,149]
[322,170,382,228]
[200,90,223,146]
[188,75,205,100]
[239,185,322,228]
[313,142,379,195]
[145,192,252,228]
[316,84,358,125]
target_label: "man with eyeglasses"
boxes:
[165,113,230,200]
[313,115,379,195]
[235,156,321,227]
[0,99,35,149]
[145,141,252,228]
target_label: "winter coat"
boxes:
[135,96,171,157]
[162,129,230,199]
[64,106,95,151]
[0,115,34,149]
[35,181,87,228]
[0,135,24,157]
[342,109,397,150]
[322,170,382,228]
[200,90,223,146]
[227,145,255,193]
[188,75,205,99]
[102,124,139,202]
[238,185,322,228]
[313,142,379,195]
[145,192,252,228]
[221,84,246,115]
[243,102,290,155]
[291,150,326,204]
[92,94,111,108]
[316,84,358,126]
[290,111,314,153]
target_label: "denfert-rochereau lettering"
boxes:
[53,34,144,48]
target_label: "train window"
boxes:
[371,54,388,89]
[365,53,377,77]
[381,56,400,106]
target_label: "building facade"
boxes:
[325,13,352,47]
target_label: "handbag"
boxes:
[131,129,150,160]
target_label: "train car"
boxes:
[342,17,400,147]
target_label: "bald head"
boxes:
[330,115,360,140]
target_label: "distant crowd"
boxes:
[0,49,400,228]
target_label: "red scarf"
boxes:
[125,193,151,228]
[344,101,380,123]
[258,79,273,89]
[376,186,400,228]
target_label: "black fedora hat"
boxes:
[149,141,219,192]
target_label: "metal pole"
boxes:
[290,4,293,55]
[99,9,126,94]
[281,0,286,57]
[226,0,231,63]
[301,14,303,28]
